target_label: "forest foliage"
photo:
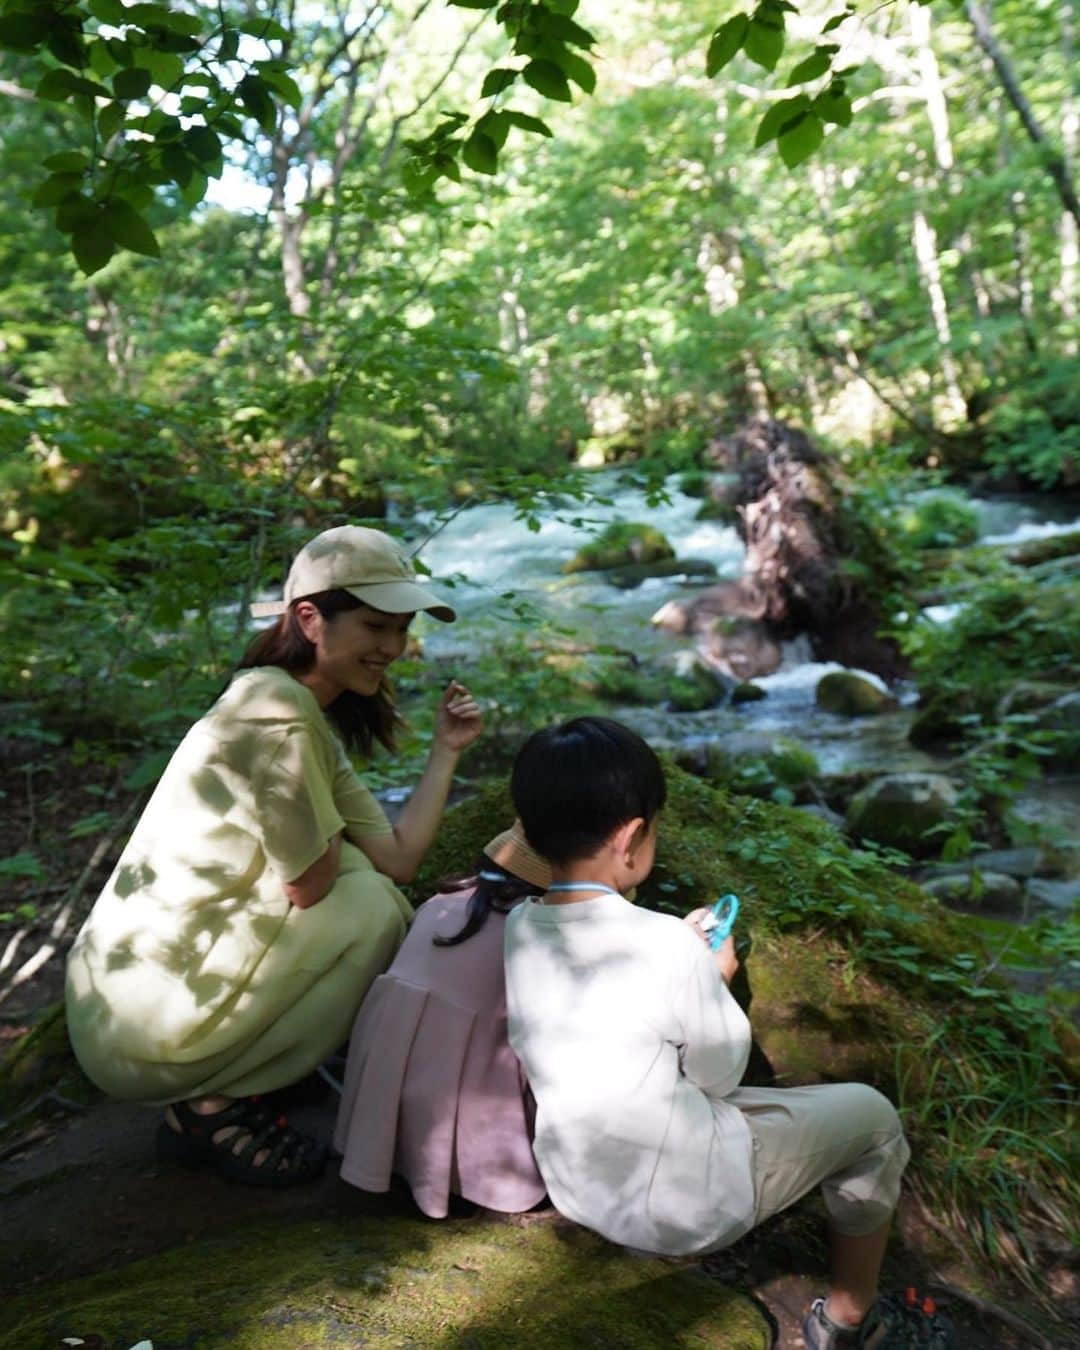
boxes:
[1,0,1077,761]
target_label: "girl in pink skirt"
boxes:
[333,823,551,1217]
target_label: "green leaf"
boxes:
[744,16,784,69]
[481,67,517,98]
[814,83,852,126]
[535,13,596,48]
[706,14,748,76]
[113,66,152,99]
[98,100,125,142]
[778,110,824,166]
[47,23,87,69]
[126,4,204,36]
[37,69,110,101]
[523,58,572,101]
[219,28,240,62]
[102,198,160,257]
[136,48,185,88]
[161,143,193,186]
[238,17,292,41]
[786,48,832,85]
[258,65,303,108]
[463,129,498,174]
[754,93,809,146]
[73,215,115,275]
[238,74,277,132]
[43,152,90,173]
[184,125,221,163]
[823,11,850,33]
[554,47,595,93]
[502,109,553,137]
[32,172,85,207]
[402,156,439,197]
[88,37,118,77]
[55,194,98,233]
[0,13,51,49]
[88,0,126,20]
[179,167,208,206]
[447,0,498,7]
[476,110,510,149]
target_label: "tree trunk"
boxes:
[964,0,1080,229]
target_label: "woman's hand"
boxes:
[433,680,484,754]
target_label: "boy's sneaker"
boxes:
[802,1298,886,1349]
[802,1290,955,1350]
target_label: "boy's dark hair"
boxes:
[510,716,666,865]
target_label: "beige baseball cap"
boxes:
[250,525,456,622]
[482,820,552,891]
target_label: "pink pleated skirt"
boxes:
[333,889,546,1218]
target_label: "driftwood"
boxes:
[653,420,905,681]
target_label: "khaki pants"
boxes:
[732,1082,910,1238]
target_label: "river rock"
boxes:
[816,670,897,717]
[921,871,1026,916]
[698,616,783,680]
[563,522,674,574]
[845,772,959,855]
[606,557,716,590]
[661,650,729,712]
[731,681,767,704]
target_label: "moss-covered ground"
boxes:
[2,1212,772,1350]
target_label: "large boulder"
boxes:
[845,773,959,856]
[5,1212,773,1349]
[816,671,897,718]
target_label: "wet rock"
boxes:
[816,671,897,718]
[921,871,1025,916]
[731,682,767,705]
[660,651,730,712]
[845,773,959,856]
[698,617,782,681]
[606,557,716,590]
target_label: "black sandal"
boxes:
[156,1096,327,1188]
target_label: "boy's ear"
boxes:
[613,816,647,862]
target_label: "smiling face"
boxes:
[294,600,414,705]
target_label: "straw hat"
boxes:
[481,820,552,890]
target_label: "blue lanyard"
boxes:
[545,882,623,898]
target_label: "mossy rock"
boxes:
[816,672,896,718]
[5,1212,771,1349]
[731,683,767,705]
[845,773,959,857]
[563,523,675,575]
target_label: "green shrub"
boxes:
[897,492,980,550]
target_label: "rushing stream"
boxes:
[410,472,1080,969]
[415,473,1077,770]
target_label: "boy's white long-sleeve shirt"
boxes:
[504,892,755,1255]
